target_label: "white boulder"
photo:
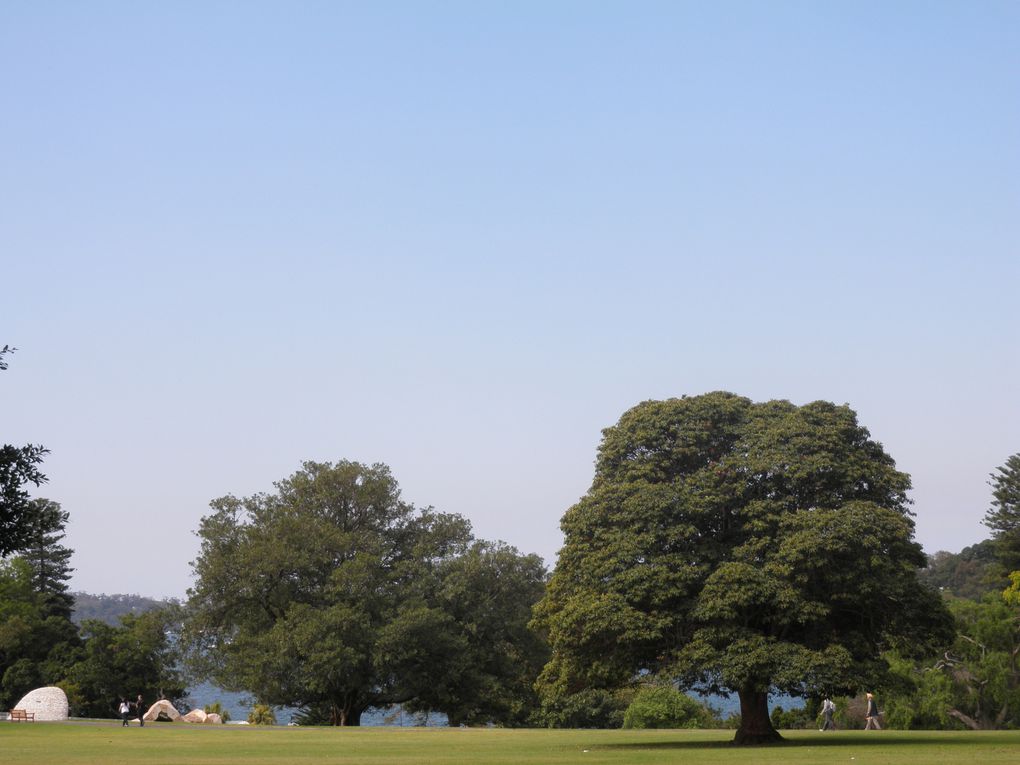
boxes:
[143,699,181,722]
[182,708,208,723]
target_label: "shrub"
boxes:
[204,701,231,723]
[770,705,814,730]
[622,686,720,729]
[538,687,633,728]
[248,703,276,725]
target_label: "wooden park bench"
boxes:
[6,709,35,722]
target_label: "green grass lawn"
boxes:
[2,723,1018,765]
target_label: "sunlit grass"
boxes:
[3,722,1019,765]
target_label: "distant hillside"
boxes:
[71,592,176,625]
[919,539,1001,601]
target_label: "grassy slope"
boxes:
[2,723,1019,765]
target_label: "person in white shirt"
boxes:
[820,697,836,730]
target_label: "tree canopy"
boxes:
[184,459,547,726]
[394,540,549,726]
[920,541,999,602]
[0,498,80,709]
[0,556,81,709]
[65,609,185,718]
[881,589,1020,731]
[0,444,49,558]
[534,392,954,744]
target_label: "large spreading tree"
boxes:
[184,459,547,726]
[534,392,954,743]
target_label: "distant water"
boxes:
[184,683,448,726]
[184,682,800,726]
[700,691,804,720]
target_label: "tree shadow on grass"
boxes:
[601,733,983,751]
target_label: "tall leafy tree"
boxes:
[0,493,80,708]
[0,558,81,709]
[534,392,954,744]
[0,445,49,557]
[185,460,543,726]
[983,454,1020,574]
[391,541,550,726]
[20,498,75,620]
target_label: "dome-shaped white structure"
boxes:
[12,686,69,721]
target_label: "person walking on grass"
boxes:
[119,698,131,726]
[820,697,836,730]
[864,692,881,730]
[136,694,145,727]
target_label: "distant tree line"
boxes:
[71,592,170,626]
[920,541,999,601]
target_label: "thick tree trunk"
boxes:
[330,701,365,726]
[733,688,783,745]
[341,708,363,726]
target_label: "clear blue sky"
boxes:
[2,1,1017,598]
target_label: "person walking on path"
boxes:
[821,698,836,730]
[136,694,145,727]
[119,699,131,726]
[864,692,881,730]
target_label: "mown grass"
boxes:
[2,722,1018,765]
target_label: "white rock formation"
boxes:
[12,687,69,721]
[143,699,181,722]
[205,713,223,724]
[182,708,208,723]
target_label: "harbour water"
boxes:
[184,683,801,726]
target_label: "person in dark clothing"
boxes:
[136,694,145,727]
